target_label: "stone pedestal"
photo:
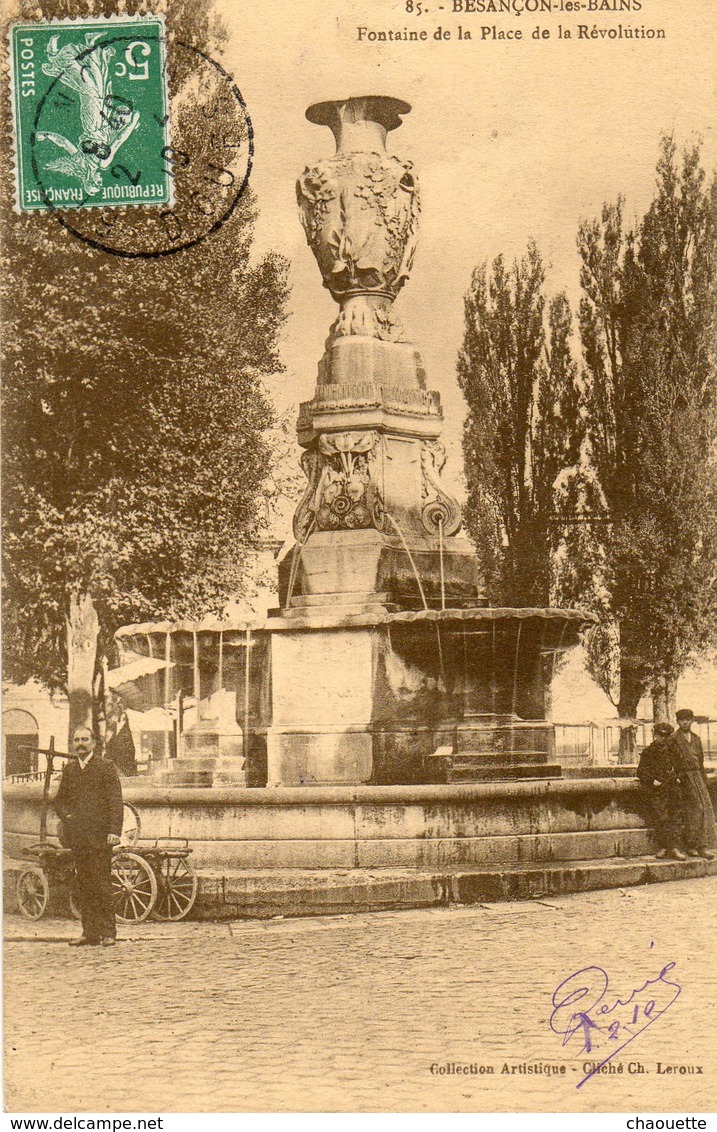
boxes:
[288,95,482,615]
[266,628,375,786]
[279,530,484,612]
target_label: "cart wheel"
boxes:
[121,802,141,847]
[16,866,49,920]
[151,857,198,921]
[111,852,157,923]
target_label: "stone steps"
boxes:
[182,739,235,754]
[434,749,562,784]
[187,855,717,919]
[154,754,247,787]
[447,764,562,783]
[159,771,215,787]
[7,853,716,922]
[450,751,553,766]
[166,757,221,772]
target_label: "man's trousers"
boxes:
[72,845,116,941]
[646,783,683,850]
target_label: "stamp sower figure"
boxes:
[637,722,687,860]
[668,708,717,860]
[54,726,124,946]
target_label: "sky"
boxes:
[218,0,717,448]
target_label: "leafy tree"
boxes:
[1,0,290,737]
[257,404,306,532]
[457,242,582,606]
[573,138,717,742]
[552,464,616,702]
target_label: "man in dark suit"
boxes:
[637,722,686,859]
[54,726,124,946]
[668,708,717,860]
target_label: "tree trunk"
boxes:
[66,591,100,743]
[616,673,644,765]
[651,675,677,726]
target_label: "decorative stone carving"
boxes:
[328,295,410,342]
[293,431,385,539]
[296,96,419,342]
[420,440,462,537]
[293,449,321,542]
[297,153,419,301]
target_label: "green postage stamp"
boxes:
[9,15,171,212]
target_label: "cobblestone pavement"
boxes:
[5,877,717,1113]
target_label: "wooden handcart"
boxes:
[14,740,197,923]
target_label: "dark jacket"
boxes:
[637,738,681,791]
[54,756,124,849]
[669,729,706,776]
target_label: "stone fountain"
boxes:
[13,98,715,918]
[114,95,592,790]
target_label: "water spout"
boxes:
[285,516,316,610]
[243,627,252,766]
[164,630,172,760]
[491,619,497,719]
[537,616,547,722]
[511,621,523,716]
[384,512,429,612]
[193,629,200,720]
[510,620,523,753]
[383,512,449,701]
[549,617,570,694]
[438,515,446,612]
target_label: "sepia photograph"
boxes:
[2,0,716,1117]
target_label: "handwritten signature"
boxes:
[549,954,681,1088]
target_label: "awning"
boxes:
[106,657,175,711]
[105,657,174,688]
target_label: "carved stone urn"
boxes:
[281,96,483,616]
[296,96,419,344]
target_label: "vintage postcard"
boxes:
[2,0,716,1119]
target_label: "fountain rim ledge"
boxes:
[5,775,638,808]
[115,606,597,639]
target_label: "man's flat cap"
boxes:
[675,708,695,721]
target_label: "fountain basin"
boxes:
[116,606,593,788]
[7,777,717,920]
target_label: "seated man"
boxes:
[637,722,686,860]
